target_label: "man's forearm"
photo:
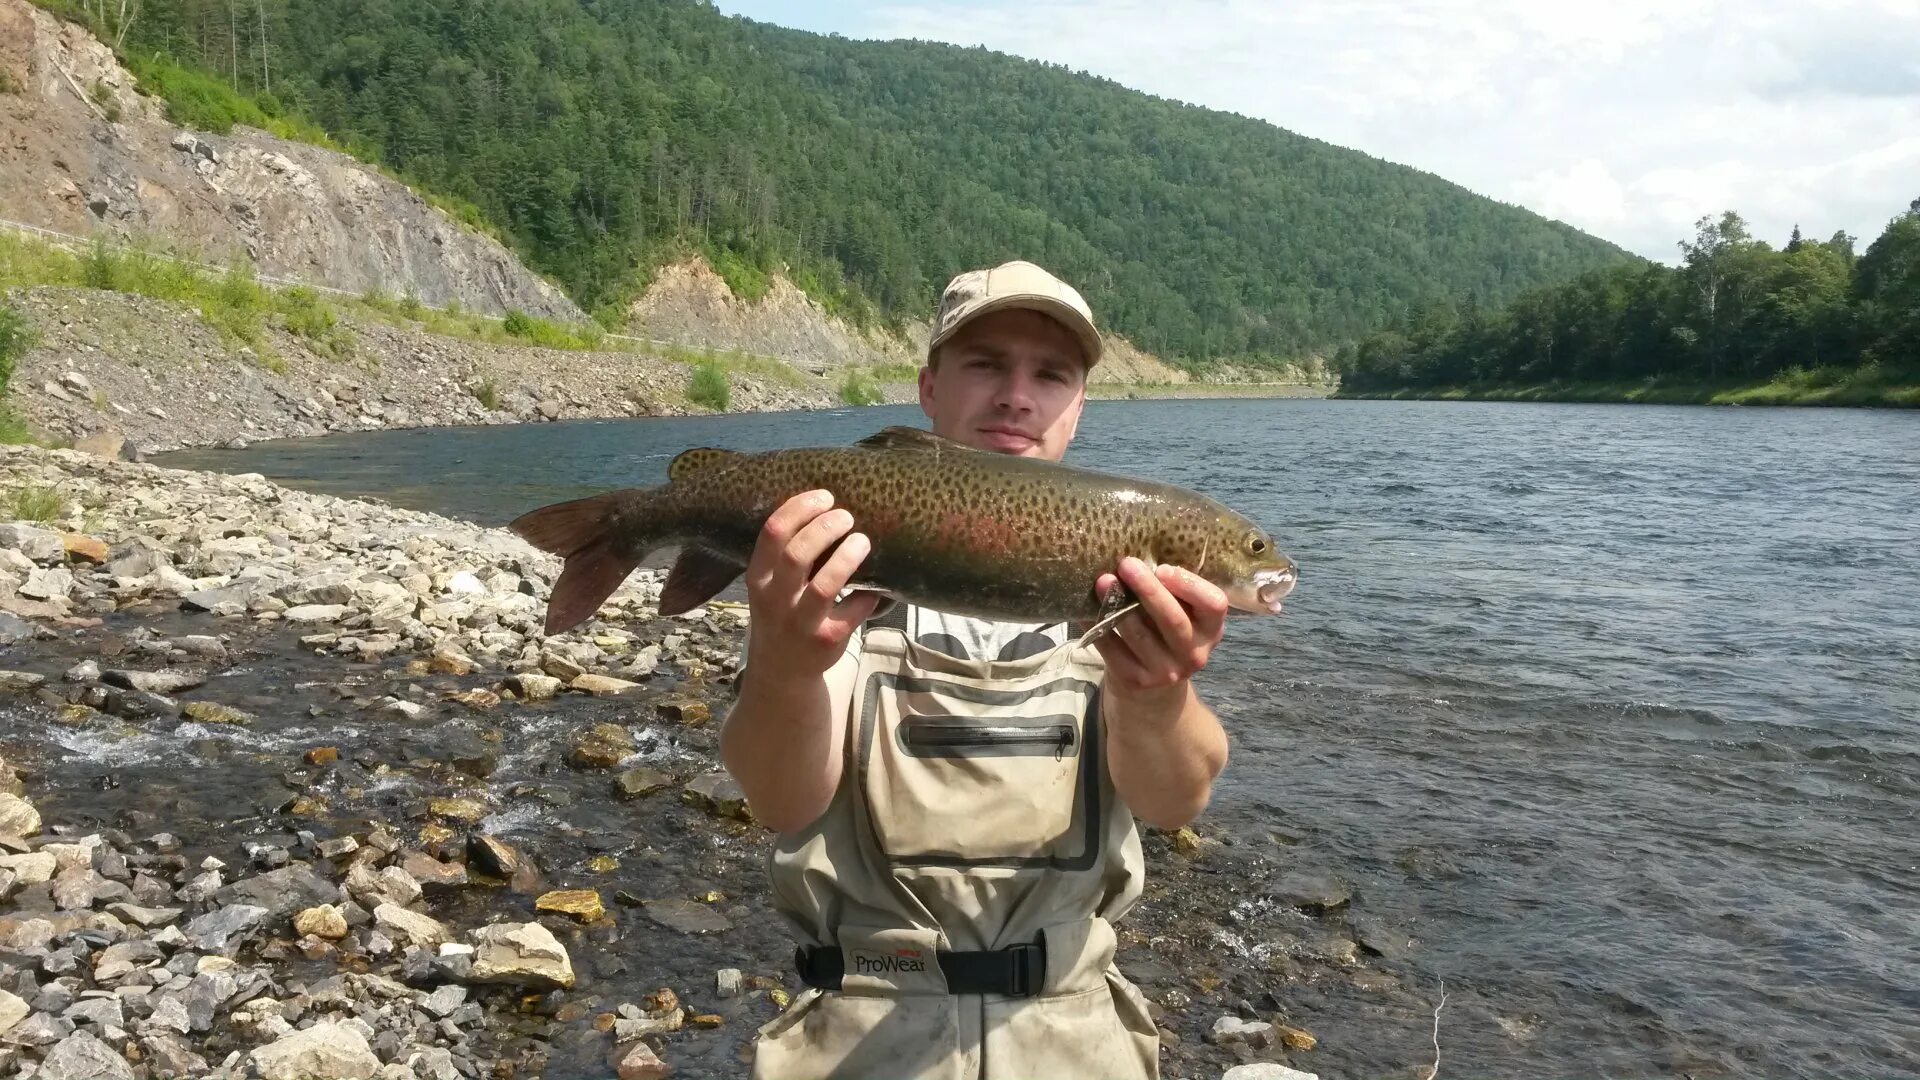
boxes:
[1103,681,1229,830]
[719,667,843,835]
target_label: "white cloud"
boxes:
[817,0,1920,261]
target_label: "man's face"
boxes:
[918,308,1088,462]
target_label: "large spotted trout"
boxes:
[509,426,1298,636]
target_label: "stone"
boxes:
[616,767,674,800]
[399,853,467,891]
[610,1038,670,1080]
[180,701,254,726]
[145,995,191,1035]
[284,604,351,624]
[180,584,257,615]
[1278,1024,1318,1051]
[294,905,348,940]
[102,669,206,695]
[427,797,486,824]
[539,652,586,682]
[60,534,108,564]
[63,660,100,682]
[0,525,65,564]
[0,613,33,645]
[62,996,124,1030]
[59,372,93,396]
[444,688,499,711]
[141,1032,206,1076]
[1,852,56,884]
[305,747,339,765]
[466,922,575,989]
[655,697,711,726]
[373,904,450,948]
[1265,871,1352,914]
[92,940,163,981]
[405,1047,460,1080]
[2,1010,71,1046]
[1221,1067,1320,1080]
[384,698,426,720]
[716,968,743,998]
[20,567,74,600]
[0,989,26,1035]
[643,899,732,935]
[51,866,103,909]
[568,723,635,769]
[105,903,181,928]
[0,796,41,838]
[682,773,753,822]
[535,889,604,922]
[569,673,640,697]
[445,571,486,596]
[428,647,474,676]
[0,671,48,695]
[249,1020,382,1080]
[421,984,467,1019]
[1211,1016,1275,1048]
[504,673,562,701]
[1349,914,1413,960]
[184,904,269,954]
[36,1030,134,1080]
[466,835,522,878]
[215,865,340,919]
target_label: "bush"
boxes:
[0,305,37,394]
[81,239,122,290]
[688,360,730,411]
[201,263,269,348]
[472,376,501,410]
[502,310,535,338]
[3,483,65,522]
[839,369,882,406]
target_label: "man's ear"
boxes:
[918,362,937,420]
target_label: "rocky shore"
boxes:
[0,443,1427,1079]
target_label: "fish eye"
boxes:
[1247,534,1267,554]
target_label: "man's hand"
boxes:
[1094,556,1231,830]
[744,489,881,684]
[1093,557,1229,702]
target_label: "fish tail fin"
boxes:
[509,490,662,636]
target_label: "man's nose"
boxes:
[993,371,1036,412]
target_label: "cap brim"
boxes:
[929,294,1103,367]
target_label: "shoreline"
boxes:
[1335,375,1920,408]
[0,442,1419,1079]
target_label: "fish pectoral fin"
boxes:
[855,426,964,452]
[659,547,747,616]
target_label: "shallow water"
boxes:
[151,399,1920,1076]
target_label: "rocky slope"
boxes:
[4,286,838,455]
[0,0,579,321]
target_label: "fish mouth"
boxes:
[1229,566,1298,615]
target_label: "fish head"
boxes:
[1170,510,1298,615]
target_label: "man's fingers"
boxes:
[1120,558,1194,649]
[750,490,834,584]
[1094,629,1151,686]
[798,531,872,619]
[1158,564,1228,642]
[819,588,884,642]
[1113,612,1180,679]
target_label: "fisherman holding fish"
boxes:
[726,262,1241,1080]
[512,260,1294,1079]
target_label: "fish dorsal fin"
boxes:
[669,447,744,483]
[856,426,961,452]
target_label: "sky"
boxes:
[713,0,1920,262]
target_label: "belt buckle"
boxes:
[1005,941,1044,997]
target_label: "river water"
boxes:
[161,398,1920,1078]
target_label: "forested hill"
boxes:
[79,0,1630,364]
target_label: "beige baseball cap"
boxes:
[928,260,1102,367]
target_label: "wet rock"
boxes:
[102,669,206,695]
[184,904,269,954]
[399,853,467,891]
[465,835,523,879]
[656,697,711,726]
[643,899,732,935]
[426,796,486,824]
[317,837,358,859]
[305,746,339,765]
[383,698,426,720]
[180,584,258,615]
[294,905,348,940]
[250,1020,382,1080]
[444,688,500,711]
[1265,871,1353,914]
[1349,914,1413,960]
[616,767,674,800]
[535,889,604,922]
[466,922,575,989]
[0,613,33,646]
[1221,1066,1320,1080]
[428,646,475,676]
[37,1029,135,1080]
[0,795,41,838]
[180,700,254,726]
[610,1038,670,1080]
[570,673,640,697]
[682,773,753,822]
[215,864,340,919]
[539,653,586,682]
[373,904,450,948]
[716,968,743,998]
[504,673,562,701]
[569,723,635,769]
[284,603,353,623]
[346,863,422,910]
[1212,1016,1275,1048]
[63,660,100,683]
[0,989,26,1034]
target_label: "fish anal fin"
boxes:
[856,426,960,452]
[669,447,746,484]
[660,547,746,616]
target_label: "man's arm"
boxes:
[1094,558,1231,830]
[718,490,879,835]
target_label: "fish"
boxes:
[508,425,1298,637]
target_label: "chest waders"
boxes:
[750,607,1160,1080]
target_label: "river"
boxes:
[161,398,1920,1078]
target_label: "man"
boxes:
[720,260,1231,1080]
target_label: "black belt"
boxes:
[794,941,1047,997]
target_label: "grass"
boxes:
[839,369,883,406]
[471,376,501,411]
[3,483,66,522]
[687,360,731,411]
[1336,364,1920,408]
[867,362,921,382]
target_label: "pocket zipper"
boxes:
[903,723,1077,760]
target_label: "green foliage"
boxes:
[0,405,36,446]
[0,304,38,394]
[839,369,882,407]
[276,286,355,359]
[0,66,19,95]
[1338,206,1920,405]
[81,239,121,290]
[501,310,534,337]
[471,376,501,410]
[103,0,1628,366]
[687,360,731,411]
[3,483,65,522]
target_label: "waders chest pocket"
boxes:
[858,671,1102,870]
